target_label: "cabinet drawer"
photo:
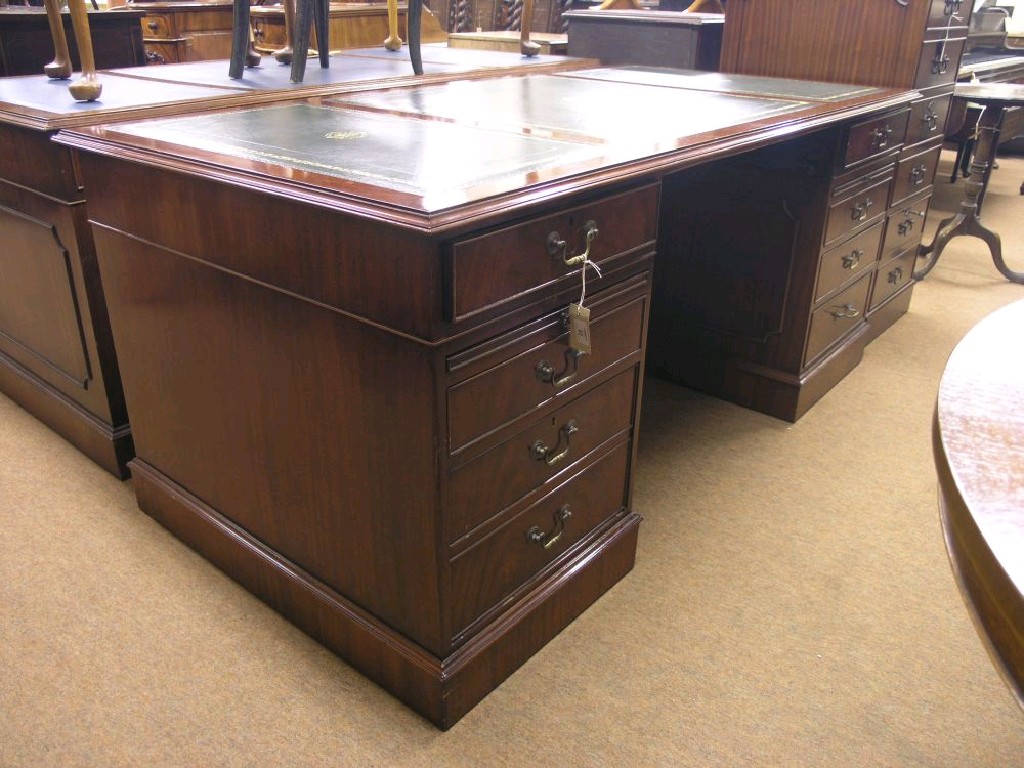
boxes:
[815,221,883,303]
[905,94,951,147]
[927,0,969,30]
[447,183,658,323]
[824,170,892,246]
[842,111,907,170]
[915,36,966,90]
[870,248,916,311]
[143,40,185,65]
[448,367,636,544]
[141,14,174,39]
[891,144,941,206]
[447,287,647,454]
[449,440,630,636]
[882,192,932,262]
[805,273,871,365]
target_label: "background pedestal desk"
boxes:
[57,67,915,727]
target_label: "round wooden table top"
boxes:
[934,299,1024,711]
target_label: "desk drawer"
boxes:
[448,367,636,544]
[815,221,883,303]
[447,184,658,323]
[906,94,951,147]
[871,248,916,311]
[842,111,907,170]
[882,192,932,263]
[824,170,892,246]
[805,272,871,365]
[447,286,647,454]
[915,36,966,90]
[449,440,629,636]
[892,144,941,206]
[141,14,175,39]
[927,0,969,30]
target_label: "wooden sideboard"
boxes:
[564,9,723,70]
[56,66,915,726]
[124,0,233,64]
[250,3,446,56]
[0,7,146,76]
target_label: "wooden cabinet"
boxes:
[565,9,723,70]
[0,7,146,76]
[128,0,233,64]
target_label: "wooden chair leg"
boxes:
[384,0,402,52]
[408,0,422,75]
[42,0,72,80]
[313,0,329,68]
[272,0,295,64]
[67,0,101,102]
[290,0,313,82]
[520,0,540,56]
[229,0,252,78]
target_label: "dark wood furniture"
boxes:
[57,67,914,727]
[917,82,1024,282]
[0,51,584,479]
[950,53,1024,181]
[564,9,723,70]
[934,298,1024,712]
[0,7,145,76]
[124,0,233,64]
[250,3,445,57]
[657,0,973,421]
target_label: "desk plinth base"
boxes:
[128,458,640,730]
[0,350,133,478]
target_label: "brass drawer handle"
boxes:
[536,348,583,389]
[530,420,579,467]
[547,220,599,267]
[850,197,874,221]
[921,106,939,133]
[527,504,572,550]
[898,208,926,237]
[842,249,863,270]
[146,21,159,32]
[932,55,950,76]
[944,0,963,17]
[828,303,860,320]
[888,266,904,285]
[869,125,892,151]
[908,164,927,186]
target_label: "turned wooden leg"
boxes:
[312,0,329,68]
[42,0,72,79]
[67,0,101,102]
[383,0,402,52]
[290,0,312,82]
[229,0,252,78]
[520,0,540,56]
[272,0,295,64]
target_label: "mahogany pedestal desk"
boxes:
[916,82,1024,283]
[934,298,1024,711]
[0,49,585,477]
[58,68,915,727]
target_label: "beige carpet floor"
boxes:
[2,151,1023,767]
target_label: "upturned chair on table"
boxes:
[42,0,102,102]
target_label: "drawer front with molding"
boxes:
[882,192,932,263]
[448,367,636,544]
[824,171,893,246]
[905,94,951,147]
[892,144,942,206]
[842,111,907,170]
[447,287,647,454]
[805,272,872,365]
[815,221,883,303]
[447,184,658,323]
[141,14,175,38]
[927,0,969,30]
[915,37,966,90]
[871,248,916,310]
[449,440,630,636]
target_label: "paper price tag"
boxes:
[568,303,592,355]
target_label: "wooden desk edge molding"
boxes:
[934,299,1024,712]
